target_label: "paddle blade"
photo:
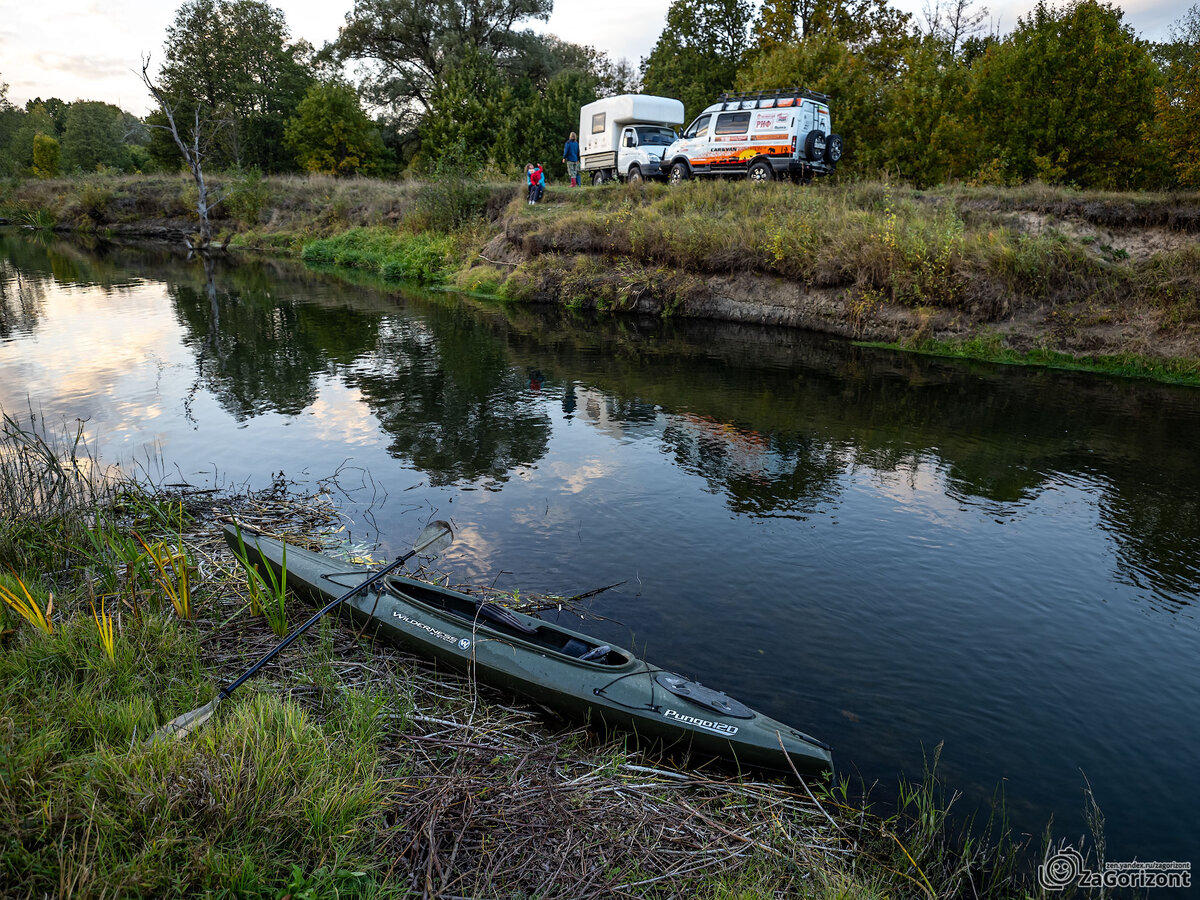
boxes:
[412,520,453,558]
[145,696,221,745]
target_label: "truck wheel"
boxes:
[803,130,826,161]
[592,170,609,186]
[748,160,773,182]
[669,162,690,185]
[825,134,843,164]
[627,165,644,185]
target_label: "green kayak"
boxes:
[224,524,833,775]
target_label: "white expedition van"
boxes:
[662,89,843,183]
[578,95,686,184]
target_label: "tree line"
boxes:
[0,0,1197,188]
[643,0,1200,188]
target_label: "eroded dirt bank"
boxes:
[7,174,1200,375]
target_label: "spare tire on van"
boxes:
[803,130,827,162]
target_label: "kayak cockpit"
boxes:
[383,577,632,667]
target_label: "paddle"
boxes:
[147,519,454,744]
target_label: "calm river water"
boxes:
[2,231,1197,871]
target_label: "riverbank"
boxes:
[0,413,1052,898]
[4,173,1199,384]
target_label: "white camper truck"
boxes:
[579,95,686,184]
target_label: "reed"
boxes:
[135,532,195,619]
[231,520,289,635]
[0,412,114,572]
[90,597,116,660]
[0,570,54,633]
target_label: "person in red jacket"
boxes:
[528,163,545,203]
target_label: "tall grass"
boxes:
[0,615,389,898]
[0,413,114,570]
[135,530,195,619]
[0,418,396,897]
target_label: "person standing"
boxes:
[562,132,580,187]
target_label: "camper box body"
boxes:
[579,95,686,184]
[662,90,844,182]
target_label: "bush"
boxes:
[225,167,270,226]
[408,176,492,232]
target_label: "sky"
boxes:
[0,0,1191,115]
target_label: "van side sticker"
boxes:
[663,708,739,736]
[392,610,460,646]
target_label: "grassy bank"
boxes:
[5,172,1200,384]
[860,336,1200,385]
[0,415,1060,898]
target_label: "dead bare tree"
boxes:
[922,0,989,52]
[139,55,226,252]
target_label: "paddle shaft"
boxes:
[220,549,415,700]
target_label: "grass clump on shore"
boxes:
[301,227,457,285]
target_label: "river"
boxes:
[2,231,1196,875]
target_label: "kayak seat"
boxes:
[562,638,590,657]
[561,638,612,661]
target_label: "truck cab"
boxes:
[617,124,678,182]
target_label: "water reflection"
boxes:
[3,230,1198,615]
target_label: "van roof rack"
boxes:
[716,88,831,110]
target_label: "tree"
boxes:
[153,0,314,171]
[0,78,21,176]
[1154,4,1200,185]
[142,56,225,251]
[642,0,755,120]
[752,0,911,49]
[878,35,973,185]
[6,103,55,174]
[330,0,552,118]
[921,0,989,53]
[284,81,385,175]
[60,102,132,172]
[23,97,69,135]
[32,134,60,178]
[967,0,1161,188]
[737,34,887,173]
[419,48,510,171]
[499,68,600,176]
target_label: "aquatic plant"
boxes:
[91,597,116,660]
[232,520,289,635]
[0,571,54,633]
[136,532,194,620]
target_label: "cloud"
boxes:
[37,53,132,81]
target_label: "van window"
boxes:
[683,115,711,139]
[591,112,606,135]
[714,112,751,135]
